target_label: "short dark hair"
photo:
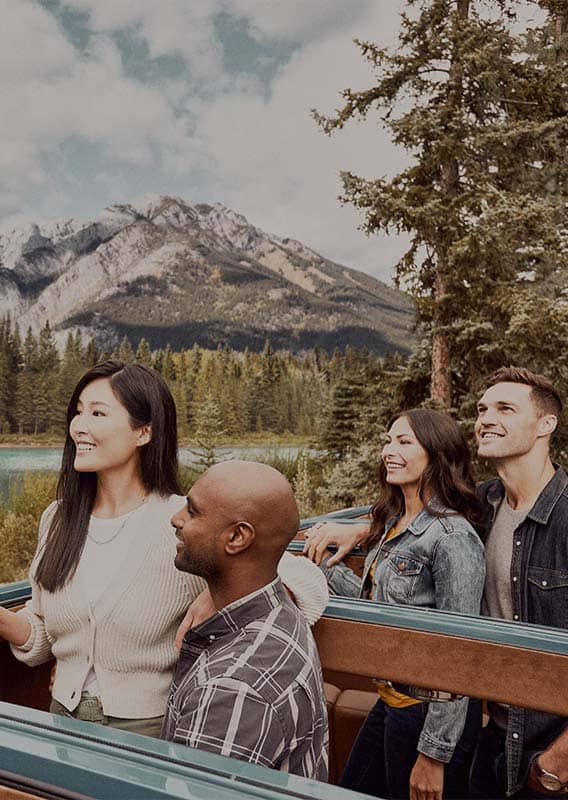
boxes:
[35,360,182,591]
[486,366,562,418]
[369,408,481,543]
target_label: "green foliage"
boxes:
[177,448,324,518]
[135,338,153,368]
[315,0,568,410]
[0,317,402,444]
[0,472,57,583]
[115,336,135,364]
[317,443,382,512]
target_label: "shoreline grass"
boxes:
[0,433,315,449]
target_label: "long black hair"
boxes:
[35,360,182,591]
[369,408,481,544]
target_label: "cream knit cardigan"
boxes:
[11,494,328,719]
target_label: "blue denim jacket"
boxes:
[478,466,568,797]
[322,501,485,763]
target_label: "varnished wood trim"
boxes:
[313,616,568,716]
[0,789,43,800]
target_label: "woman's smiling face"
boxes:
[381,415,429,491]
[69,377,150,476]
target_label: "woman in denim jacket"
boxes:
[307,409,485,800]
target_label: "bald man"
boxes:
[162,461,329,781]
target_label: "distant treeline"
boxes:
[0,317,405,449]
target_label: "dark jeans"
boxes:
[339,698,482,799]
[469,721,550,800]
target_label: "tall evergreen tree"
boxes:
[116,336,135,364]
[36,322,60,432]
[16,328,39,434]
[315,0,568,408]
[56,332,86,430]
[84,338,99,367]
[135,338,153,368]
[323,370,369,456]
[191,392,227,468]
[252,340,282,430]
[0,318,20,432]
[162,344,176,382]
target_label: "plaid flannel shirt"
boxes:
[162,577,328,781]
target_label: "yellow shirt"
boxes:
[371,524,421,708]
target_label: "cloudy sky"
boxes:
[3,1,415,281]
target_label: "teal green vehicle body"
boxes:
[1,505,567,798]
[0,702,371,800]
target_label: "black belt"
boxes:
[374,679,464,702]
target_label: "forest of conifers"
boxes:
[0,318,402,451]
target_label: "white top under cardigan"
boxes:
[79,508,153,696]
[11,494,328,719]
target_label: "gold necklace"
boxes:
[87,495,148,546]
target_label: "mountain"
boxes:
[0,194,415,354]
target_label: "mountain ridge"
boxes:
[1,194,415,354]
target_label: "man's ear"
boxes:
[537,414,558,438]
[136,424,152,447]
[224,521,255,555]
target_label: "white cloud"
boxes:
[193,4,408,278]
[225,0,377,43]
[4,0,409,280]
[62,0,225,82]
[0,0,196,216]
[1,0,76,80]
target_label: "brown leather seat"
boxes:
[332,689,377,780]
[323,682,376,784]
[324,682,341,783]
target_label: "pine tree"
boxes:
[251,340,282,430]
[293,452,315,516]
[117,336,135,364]
[0,318,20,433]
[56,332,86,431]
[135,338,153,368]
[16,328,39,434]
[162,344,176,383]
[36,321,60,432]
[323,371,368,457]
[191,392,227,468]
[172,352,189,438]
[318,442,381,510]
[315,0,568,408]
[84,339,99,367]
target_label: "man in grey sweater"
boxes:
[471,366,568,798]
[163,460,329,780]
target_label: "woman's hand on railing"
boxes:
[302,521,370,567]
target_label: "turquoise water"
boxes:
[0,445,310,499]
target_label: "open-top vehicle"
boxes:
[2,507,568,799]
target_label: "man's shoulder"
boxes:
[541,466,568,522]
[238,598,314,661]
[216,600,320,694]
[477,466,568,522]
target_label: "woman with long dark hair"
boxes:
[0,360,327,736]
[305,409,485,800]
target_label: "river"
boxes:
[0,445,311,500]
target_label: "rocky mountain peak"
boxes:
[1,195,414,354]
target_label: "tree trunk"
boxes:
[431,268,452,408]
[554,7,567,58]
[430,0,469,408]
